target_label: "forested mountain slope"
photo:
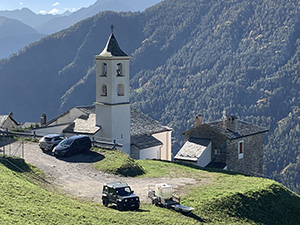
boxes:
[0,0,300,194]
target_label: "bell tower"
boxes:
[94,26,131,155]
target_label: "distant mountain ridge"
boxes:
[0,16,39,38]
[0,8,60,28]
[35,0,162,34]
[0,0,300,195]
[0,16,46,58]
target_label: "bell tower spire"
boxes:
[94,26,131,155]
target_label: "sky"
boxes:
[0,0,97,14]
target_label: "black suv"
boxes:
[102,182,140,211]
[52,135,91,157]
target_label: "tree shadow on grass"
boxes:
[185,212,206,223]
[0,156,31,173]
[106,205,149,212]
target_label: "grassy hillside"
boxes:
[1,152,300,224]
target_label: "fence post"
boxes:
[22,141,24,159]
[113,139,116,150]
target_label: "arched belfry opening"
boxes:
[117,84,125,96]
[101,84,107,96]
[102,63,107,76]
[116,63,123,76]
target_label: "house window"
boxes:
[101,63,107,76]
[214,149,221,155]
[238,140,244,159]
[116,63,123,76]
[101,84,107,96]
[117,84,124,96]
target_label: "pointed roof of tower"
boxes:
[99,33,128,57]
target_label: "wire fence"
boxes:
[0,131,24,158]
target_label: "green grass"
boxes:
[2,150,300,224]
[0,158,198,225]
[93,148,145,176]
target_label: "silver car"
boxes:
[39,134,65,151]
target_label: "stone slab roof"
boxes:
[174,139,211,162]
[131,135,162,149]
[0,115,9,127]
[76,105,96,115]
[184,120,268,140]
[63,114,100,135]
[130,108,172,136]
[99,33,128,57]
[73,106,171,136]
[207,120,268,140]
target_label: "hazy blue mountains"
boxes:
[0,8,59,28]
[36,0,163,34]
[0,16,46,59]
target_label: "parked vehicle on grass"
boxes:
[102,182,140,211]
[39,134,65,151]
[148,183,194,214]
[52,135,91,157]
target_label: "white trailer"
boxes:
[148,183,194,214]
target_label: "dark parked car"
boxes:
[39,134,65,151]
[52,135,91,157]
[102,182,140,211]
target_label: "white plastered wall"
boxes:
[196,142,212,167]
[152,130,172,161]
[139,145,162,159]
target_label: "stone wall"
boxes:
[226,133,264,176]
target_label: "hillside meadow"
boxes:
[1,150,300,224]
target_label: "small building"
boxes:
[0,112,19,131]
[130,108,172,160]
[175,115,268,176]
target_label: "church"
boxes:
[33,28,172,161]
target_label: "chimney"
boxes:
[194,114,203,127]
[226,115,238,133]
[40,114,47,126]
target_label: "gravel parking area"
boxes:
[8,142,200,203]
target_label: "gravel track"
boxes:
[10,142,202,203]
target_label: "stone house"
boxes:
[175,115,268,176]
[0,112,19,131]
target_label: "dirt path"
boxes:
[10,142,203,203]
